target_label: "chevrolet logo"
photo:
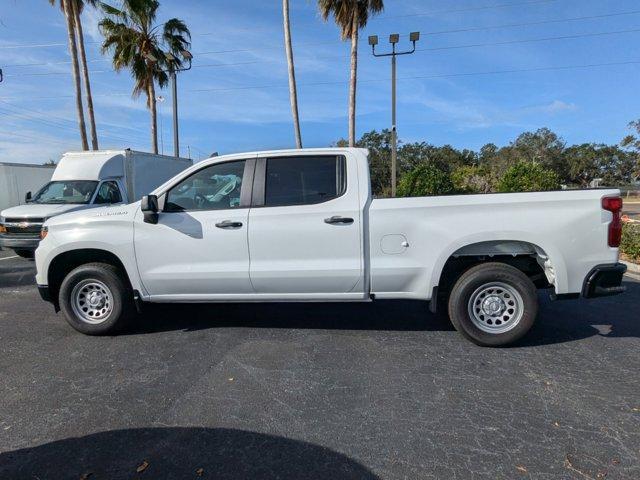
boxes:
[4,222,38,228]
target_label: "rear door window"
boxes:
[264,156,346,207]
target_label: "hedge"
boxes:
[621,222,640,262]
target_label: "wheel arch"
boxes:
[47,248,133,308]
[429,236,567,311]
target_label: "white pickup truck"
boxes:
[35,148,626,346]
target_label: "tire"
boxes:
[59,262,132,335]
[14,249,34,259]
[447,262,538,347]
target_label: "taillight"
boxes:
[602,196,622,247]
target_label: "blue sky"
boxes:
[0,0,639,163]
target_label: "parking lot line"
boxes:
[0,255,18,261]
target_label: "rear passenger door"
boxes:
[248,154,364,296]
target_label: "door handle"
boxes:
[324,216,354,225]
[215,220,243,229]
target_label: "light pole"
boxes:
[156,95,165,155]
[164,50,193,158]
[369,32,420,197]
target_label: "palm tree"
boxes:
[50,0,89,150]
[318,0,383,146]
[70,0,99,150]
[282,0,302,148]
[99,0,191,154]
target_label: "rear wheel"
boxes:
[448,262,538,347]
[59,263,132,335]
[14,249,34,259]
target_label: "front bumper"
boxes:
[0,234,40,250]
[582,263,627,298]
[38,285,52,303]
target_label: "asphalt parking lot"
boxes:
[1,250,639,479]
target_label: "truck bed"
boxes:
[368,189,619,299]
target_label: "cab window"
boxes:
[264,156,346,207]
[165,160,246,212]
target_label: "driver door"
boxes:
[134,158,255,298]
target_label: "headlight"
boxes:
[0,224,6,234]
[40,226,48,240]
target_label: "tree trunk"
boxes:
[62,0,88,150]
[348,10,359,147]
[148,80,158,154]
[71,0,99,150]
[282,0,302,149]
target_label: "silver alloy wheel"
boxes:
[70,279,113,324]
[467,281,524,334]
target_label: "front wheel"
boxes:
[59,262,132,335]
[448,262,538,347]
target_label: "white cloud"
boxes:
[539,100,577,114]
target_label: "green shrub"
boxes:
[621,222,640,262]
[451,165,497,194]
[398,163,454,197]
[497,161,560,193]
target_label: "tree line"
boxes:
[336,125,640,197]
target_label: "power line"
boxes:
[3,8,639,66]
[5,27,640,78]
[188,60,640,93]
[373,0,559,20]
[0,0,559,51]
[2,59,636,100]
[418,27,640,52]
[0,101,147,144]
[402,9,640,36]
[0,99,144,134]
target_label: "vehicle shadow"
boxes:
[0,427,380,479]
[516,279,640,347]
[129,299,455,335]
[128,281,640,347]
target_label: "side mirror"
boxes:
[25,191,32,203]
[141,194,159,224]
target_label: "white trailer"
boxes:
[0,162,55,212]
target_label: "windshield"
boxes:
[31,181,98,204]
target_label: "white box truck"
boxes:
[0,162,55,212]
[0,150,191,258]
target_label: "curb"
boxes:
[622,260,640,274]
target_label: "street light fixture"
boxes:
[370,32,420,197]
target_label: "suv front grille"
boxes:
[2,218,44,236]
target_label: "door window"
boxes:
[94,181,123,204]
[264,156,346,207]
[165,160,246,211]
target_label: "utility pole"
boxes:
[156,95,165,155]
[369,32,420,197]
[163,50,193,158]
